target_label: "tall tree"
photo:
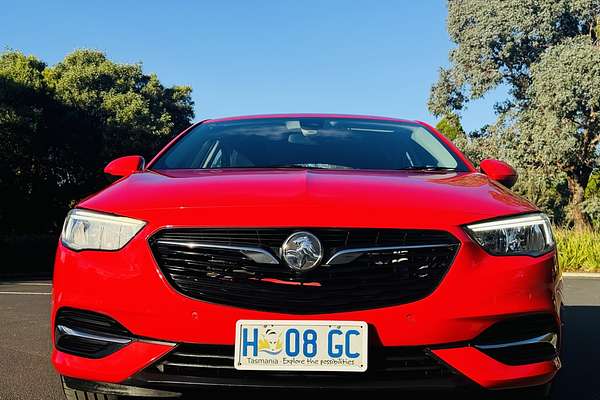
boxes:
[430,0,600,229]
[0,49,194,234]
[0,51,52,233]
[45,49,194,163]
[520,37,600,227]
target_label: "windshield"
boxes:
[151,118,468,171]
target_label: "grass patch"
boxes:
[554,228,600,272]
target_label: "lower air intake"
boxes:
[54,308,132,359]
[474,313,559,365]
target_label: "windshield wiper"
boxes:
[266,163,354,170]
[397,166,457,171]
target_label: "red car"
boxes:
[52,114,562,399]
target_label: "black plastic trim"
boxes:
[62,376,181,398]
[55,308,133,359]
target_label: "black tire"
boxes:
[62,377,119,400]
[500,382,552,399]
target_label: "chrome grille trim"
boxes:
[154,240,279,264]
[325,243,459,265]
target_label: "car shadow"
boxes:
[550,305,600,399]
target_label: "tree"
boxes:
[520,37,600,227]
[0,49,194,234]
[435,113,465,141]
[45,49,194,162]
[430,0,600,229]
[0,51,53,234]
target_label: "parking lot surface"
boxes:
[0,277,599,399]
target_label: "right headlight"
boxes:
[464,213,555,257]
[61,209,146,251]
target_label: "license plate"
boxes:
[234,320,368,372]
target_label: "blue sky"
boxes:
[1,0,500,132]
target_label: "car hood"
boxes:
[79,169,536,228]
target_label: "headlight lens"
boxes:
[465,213,554,256]
[61,209,146,251]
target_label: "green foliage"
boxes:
[582,196,600,229]
[429,68,466,116]
[44,50,193,160]
[582,172,600,230]
[0,49,194,234]
[435,113,465,141]
[429,0,587,115]
[522,37,600,168]
[452,131,570,223]
[432,0,600,229]
[0,51,55,234]
[585,172,600,197]
[512,171,569,223]
[555,227,600,272]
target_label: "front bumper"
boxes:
[52,224,563,392]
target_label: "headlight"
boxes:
[465,213,554,256]
[61,209,146,251]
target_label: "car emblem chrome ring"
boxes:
[281,231,323,272]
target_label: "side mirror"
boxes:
[480,159,518,188]
[104,155,145,178]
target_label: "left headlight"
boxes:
[464,213,555,257]
[61,209,146,251]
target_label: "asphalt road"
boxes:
[1,277,599,400]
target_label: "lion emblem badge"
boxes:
[281,231,323,272]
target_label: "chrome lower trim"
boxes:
[474,332,558,350]
[325,243,457,265]
[154,240,280,264]
[162,361,234,369]
[56,324,132,345]
[138,338,177,347]
[174,352,233,359]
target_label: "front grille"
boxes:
[149,228,459,314]
[132,344,468,389]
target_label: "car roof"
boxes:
[205,113,419,124]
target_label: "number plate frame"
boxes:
[234,320,368,372]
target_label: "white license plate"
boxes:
[234,320,368,372]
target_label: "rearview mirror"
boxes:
[479,159,518,188]
[104,155,145,178]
